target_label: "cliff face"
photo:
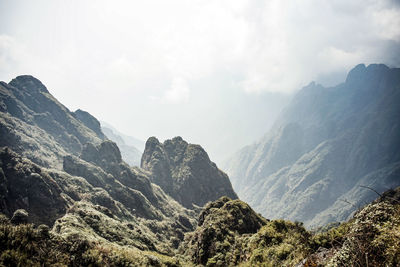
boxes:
[73,109,105,140]
[141,136,238,208]
[224,64,400,227]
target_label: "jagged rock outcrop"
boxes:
[224,64,400,227]
[73,109,105,140]
[141,136,238,208]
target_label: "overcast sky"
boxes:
[1,0,400,164]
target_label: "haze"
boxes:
[1,0,399,164]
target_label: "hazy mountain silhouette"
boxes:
[224,64,400,227]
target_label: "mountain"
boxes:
[0,75,242,262]
[224,64,400,227]
[101,125,142,166]
[0,73,399,266]
[0,75,201,254]
[141,136,238,208]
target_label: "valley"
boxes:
[0,66,399,266]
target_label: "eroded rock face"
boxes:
[73,109,105,140]
[141,137,174,195]
[81,140,122,167]
[63,140,160,218]
[0,147,68,226]
[141,136,238,208]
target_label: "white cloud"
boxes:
[0,35,27,78]
[2,0,399,95]
[164,77,190,104]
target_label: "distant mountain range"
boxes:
[224,64,400,227]
[100,120,145,151]
[100,122,144,166]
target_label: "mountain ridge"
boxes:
[224,63,400,227]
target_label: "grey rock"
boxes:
[73,109,105,140]
[11,209,29,224]
[142,136,238,208]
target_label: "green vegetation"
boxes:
[242,220,311,266]
[328,201,400,266]
[0,214,182,266]
[181,194,400,267]
[1,191,400,266]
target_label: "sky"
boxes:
[1,0,400,164]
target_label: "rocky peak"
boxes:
[98,141,122,163]
[73,109,105,139]
[81,140,122,167]
[345,63,366,84]
[163,136,189,165]
[141,136,238,208]
[9,75,50,94]
[345,63,389,86]
[0,76,104,167]
[146,136,161,146]
[141,136,174,195]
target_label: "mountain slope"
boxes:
[0,75,242,259]
[0,75,104,168]
[0,147,68,226]
[0,75,200,254]
[141,136,238,208]
[224,64,400,227]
